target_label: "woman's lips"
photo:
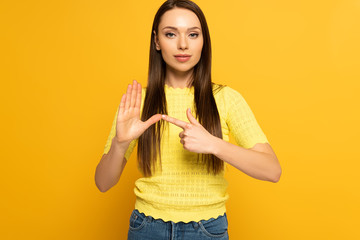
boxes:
[174,55,191,62]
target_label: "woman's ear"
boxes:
[153,30,160,51]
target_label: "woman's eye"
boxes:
[165,33,175,38]
[165,33,199,38]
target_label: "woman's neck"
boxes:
[165,67,194,89]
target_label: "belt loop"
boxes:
[171,221,175,240]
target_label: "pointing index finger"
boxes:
[162,115,190,129]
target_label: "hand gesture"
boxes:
[161,108,217,154]
[115,80,162,144]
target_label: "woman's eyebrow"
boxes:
[162,26,201,31]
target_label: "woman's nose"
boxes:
[178,34,188,50]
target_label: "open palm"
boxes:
[115,80,162,144]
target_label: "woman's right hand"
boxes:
[115,80,162,144]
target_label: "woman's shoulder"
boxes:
[212,83,249,114]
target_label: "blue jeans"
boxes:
[127,209,229,240]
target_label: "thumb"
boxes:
[186,108,199,125]
[143,114,162,129]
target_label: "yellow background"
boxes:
[1,0,359,239]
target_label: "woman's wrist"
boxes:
[209,135,222,155]
[112,137,131,150]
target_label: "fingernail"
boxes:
[162,114,166,118]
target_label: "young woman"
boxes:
[95,0,281,239]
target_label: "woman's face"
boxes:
[154,8,203,74]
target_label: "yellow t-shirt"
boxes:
[103,83,269,223]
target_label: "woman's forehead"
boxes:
[159,8,201,31]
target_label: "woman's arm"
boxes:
[95,80,161,192]
[95,138,130,192]
[161,108,281,183]
[210,138,281,182]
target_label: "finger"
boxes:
[162,115,190,129]
[135,83,142,109]
[179,131,184,138]
[130,80,137,108]
[143,114,162,129]
[119,93,126,115]
[186,108,199,125]
[124,84,132,111]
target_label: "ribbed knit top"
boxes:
[103,83,269,223]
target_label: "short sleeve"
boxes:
[224,86,269,149]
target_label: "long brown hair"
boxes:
[138,0,225,177]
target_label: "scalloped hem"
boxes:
[137,209,226,224]
[134,201,227,223]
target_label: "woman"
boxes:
[95,0,281,239]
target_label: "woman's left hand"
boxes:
[161,108,218,154]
